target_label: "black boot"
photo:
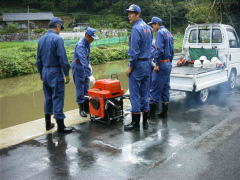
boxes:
[158,103,168,118]
[79,103,87,117]
[162,117,168,129]
[124,113,140,131]
[84,99,89,114]
[149,103,157,119]
[56,119,73,133]
[142,111,149,130]
[45,114,54,131]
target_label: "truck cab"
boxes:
[170,24,240,103]
[184,24,240,82]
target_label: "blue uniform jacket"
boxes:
[154,26,174,66]
[36,30,70,77]
[128,19,152,68]
[72,38,91,77]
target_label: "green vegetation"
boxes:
[0,41,129,78]
[1,0,239,33]
[0,42,37,78]
[174,33,184,53]
[0,34,183,79]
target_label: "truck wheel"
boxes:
[228,71,236,90]
[196,89,209,104]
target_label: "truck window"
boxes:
[212,29,222,43]
[227,29,239,48]
[199,29,210,43]
[189,29,197,43]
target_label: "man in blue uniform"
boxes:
[124,4,152,131]
[148,17,174,127]
[149,25,156,90]
[36,17,73,133]
[72,27,98,117]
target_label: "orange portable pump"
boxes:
[88,75,125,125]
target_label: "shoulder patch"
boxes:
[144,29,151,33]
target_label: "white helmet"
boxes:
[194,60,202,68]
[210,57,219,68]
[203,59,211,68]
[211,57,219,63]
[199,56,208,62]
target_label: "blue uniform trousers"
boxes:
[42,67,66,119]
[129,61,150,113]
[72,62,89,104]
[150,62,172,104]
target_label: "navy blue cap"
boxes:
[50,17,63,25]
[86,27,99,40]
[49,17,64,29]
[148,17,163,25]
[126,4,141,13]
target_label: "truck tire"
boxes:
[190,89,209,104]
[228,70,236,90]
[186,89,209,104]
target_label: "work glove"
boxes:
[89,75,96,84]
[65,76,70,84]
[89,63,93,73]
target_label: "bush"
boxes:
[0,42,128,78]
[32,28,46,34]
[0,46,37,78]
[90,47,108,65]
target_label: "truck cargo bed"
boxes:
[171,66,219,75]
[170,66,228,92]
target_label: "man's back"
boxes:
[158,26,174,60]
[38,30,63,67]
[37,30,69,77]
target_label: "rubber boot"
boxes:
[84,99,89,113]
[56,119,73,133]
[79,103,87,117]
[124,113,140,131]
[142,112,149,130]
[158,103,168,118]
[149,103,157,119]
[45,114,54,131]
[162,117,168,129]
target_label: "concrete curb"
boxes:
[0,109,89,149]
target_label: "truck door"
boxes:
[226,29,240,71]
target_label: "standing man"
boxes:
[124,4,152,131]
[148,17,174,127]
[149,25,156,90]
[36,17,73,133]
[72,27,98,117]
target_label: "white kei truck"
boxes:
[170,24,240,103]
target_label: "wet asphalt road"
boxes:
[0,84,240,179]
